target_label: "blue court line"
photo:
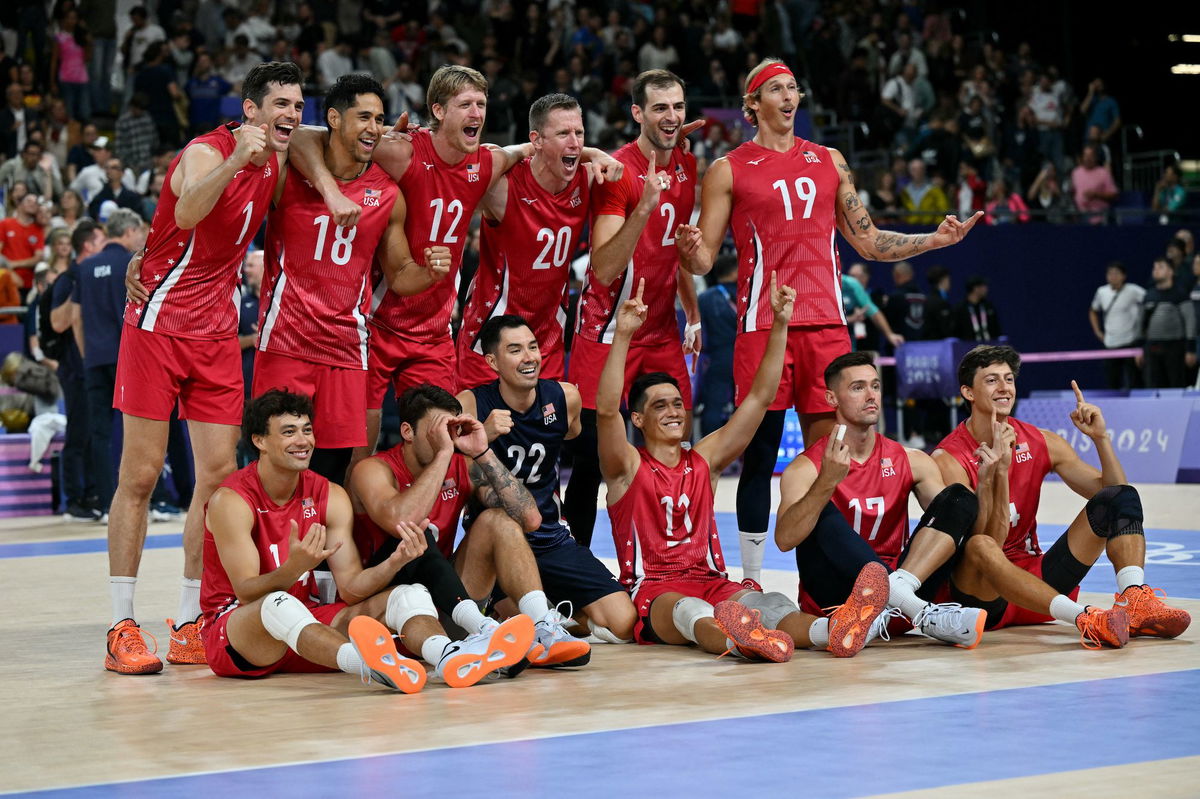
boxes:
[12,670,1200,798]
[0,533,182,559]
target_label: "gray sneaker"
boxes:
[864,607,907,646]
[529,604,591,667]
[434,615,535,688]
[913,602,986,649]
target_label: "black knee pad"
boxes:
[915,483,978,546]
[1085,485,1144,539]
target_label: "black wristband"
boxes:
[472,450,490,461]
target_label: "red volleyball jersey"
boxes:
[577,141,696,344]
[457,158,588,365]
[259,164,397,369]
[726,139,845,331]
[608,447,726,592]
[803,433,914,568]
[128,124,279,339]
[369,129,494,341]
[352,441,471,560]
[936,416,1052,559]
[201,465,330,622]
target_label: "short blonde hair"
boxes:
[742,58,802,126]
[427,65,489,131]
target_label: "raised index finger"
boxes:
[635,277,645,304]
[1070,379,1085,405]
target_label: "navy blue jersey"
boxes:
[469,378,571,550]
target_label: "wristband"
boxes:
[472,450,490,461]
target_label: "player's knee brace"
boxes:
[385,583,438,632]
[737,591,799,630]
[588,619,633,644]
[1085,485,1144,539]
[260,591,319,650]
[915,483,978,546]
[672,596,714,644]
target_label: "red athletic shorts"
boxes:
[115,324,242,425]
[733,325,850,413]
[367,329,456,409]
[631,576,744,645]
[454,338,565,392]
[252,350,368,448]
[990,552,1082,630]
[570,335,692,410]
[203,600,347,677]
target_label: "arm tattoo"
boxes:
[843,193,861,211]
[837,162,851,174]
[469,457,537,525]
[872,231,931,259]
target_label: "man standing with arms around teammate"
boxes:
[676,58,983,588]
[289,65,621,470]
[110,62,304,674]
[932,345,1190,648]
[564,69,702,549]
[599,276,890,660]
[459,314,637,643]
[255,74,449,485]
[775,352,986,650]
[454,93,594,391]
[351,385,590,668]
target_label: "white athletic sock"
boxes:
[518,590,552,622]
[888,569,929,620]
[421,634,453,666]
[336,642,364,675]
[808,617,830,648]
[110,576,137,627]
[1115,566,1145,593]
[738,531,767,583]
[724,638,749,658]
[177,578,202,625]
[451,599,488,634]
[1049,594,1089,625]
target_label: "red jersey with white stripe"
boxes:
[458,158,588,364]
[369,129,494,341]
[201,464,330,622]
[803,433,914,568]
[936,417,1052,559]
[352,441,470,560]
[577,142,696,344]
[726,139,844,332]
[260,164,397,369]
[608,447,726,593]
[127,124,279,339]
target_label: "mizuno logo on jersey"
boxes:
[363,187,380,207]
[543,403,557,425]
[467,163,480,182]
[521,197,538,205]
[747,157,766,166]
[803,150,821,163]
[423,162,434,170]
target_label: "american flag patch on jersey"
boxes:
[675,164,688,182]
[442,478,457,489]
[803,150,821,163]
[569,186,582,207]
[1015,442,1030,454]
[364,188,379,196]
[302,497,313,508]
[467,162,480,182]
[543,403,558,425]
[880,457,893,468]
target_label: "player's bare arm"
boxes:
[290,124,413,227]
[775,431,850,551]
[207,487,340,603]
[479,172,509,223]
[907,448,949,509]
[379,189,450,295]
[350,416,456,530]
[458,415,541,532]
[589,157,667,285]
[172,128,267,229]
[678,157,731,276]
[695,273,795,474]
[979,415,1015,545]
[829,148,982,262]
[323,484,427,604]
[1048,379,1126,495]
[562,382,582,440]
[454,390,512,443]
[596,279,647,500]
[677,264,701,356]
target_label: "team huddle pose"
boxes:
[101,58,1189,686]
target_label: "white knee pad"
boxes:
[587,619,633,644]
[738,591,799,630]
[260,591,318,650]
[672,596,714,644]
[385,584,438,632]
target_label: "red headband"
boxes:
[746,63,794,95]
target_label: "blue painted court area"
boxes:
[15,670,1200,798]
